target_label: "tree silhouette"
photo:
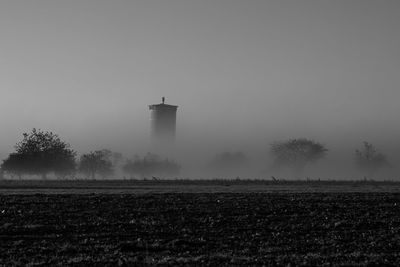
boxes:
[355,142,389,178]
[1,153,29,179]
[270,138,328,177]
[1,129,76,179]
[79,149,113,179]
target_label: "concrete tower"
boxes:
[149,97,178,144]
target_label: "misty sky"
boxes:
[1,0,399,176]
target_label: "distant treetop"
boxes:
[355,141,389,178]
[270,138,328,176]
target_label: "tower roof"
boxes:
[149,103,178,110]
[149,97,178,110]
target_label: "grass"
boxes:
[1,178,400,194]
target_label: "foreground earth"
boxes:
[1,193,400,266]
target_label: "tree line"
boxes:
[0,129,391,180]
[0,129,180,179]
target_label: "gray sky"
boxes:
[1,0,399,176]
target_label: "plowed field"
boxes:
[1,193,400,266]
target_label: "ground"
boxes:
[1,180,400,266]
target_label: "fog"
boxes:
[0,1,399,179]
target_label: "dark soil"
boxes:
[1,193,400,266]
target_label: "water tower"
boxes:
[149,97,178,144]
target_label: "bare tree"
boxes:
[270,138,328,177]
[79,150,113,179]
[355,142,389,178]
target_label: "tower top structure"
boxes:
[148,97,178,110]
[148,98,178,144]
